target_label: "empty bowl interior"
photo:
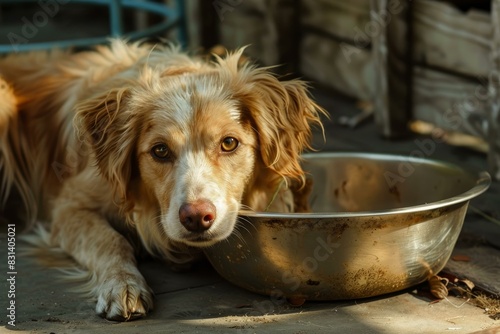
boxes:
[301,153,480,213]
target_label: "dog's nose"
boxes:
[179,199,216,232]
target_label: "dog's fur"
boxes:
[0,40,325,321]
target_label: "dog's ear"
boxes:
[74,87,137,208]
[235,67,326,184]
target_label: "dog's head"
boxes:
[75,46,325,249]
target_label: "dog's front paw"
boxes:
[95,270,154,321]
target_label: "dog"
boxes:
[0,40,326,321]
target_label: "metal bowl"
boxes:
[204,152,491,300]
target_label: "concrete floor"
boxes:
[0,247,497,334]
[1,90,499,333]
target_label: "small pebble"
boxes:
[287,297,306,307]
[451,254,471,262]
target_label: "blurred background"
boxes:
[0,0,500,320]
[1,0,498,181]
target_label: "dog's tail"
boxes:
[0,77,17,196]
[20,224,102,298]
[0,77,15,133]
[19,224,75,267]
[0,77,38,225]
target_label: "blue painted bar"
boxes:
[0,0,186,54]
[109,0,123,37]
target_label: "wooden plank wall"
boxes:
[191,0,500,180]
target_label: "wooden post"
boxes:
[199,0,220,50]
[489,0,500,180]
[372,0,413,138]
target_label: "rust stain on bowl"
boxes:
[306,279,320,286]
[293,266,410,300]
[262,218,349,237]
[389,185,401,203]
[360,218,388,231]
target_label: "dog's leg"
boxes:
[49,175,153,321]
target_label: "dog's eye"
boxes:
[221,137,239,152]
[151,144,171,161]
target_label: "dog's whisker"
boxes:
[234,216,255,237]
[238,203,255,212]
[232,229,246,245]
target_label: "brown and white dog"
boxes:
[0,40,325,321]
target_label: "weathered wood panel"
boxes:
[300,33,375,100]
[217,0,297,68]
[413,0,491,78]
[302,0,370,42]
[413,66,489,138]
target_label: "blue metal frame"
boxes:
[0,0,186,53]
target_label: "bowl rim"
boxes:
[239,152,491,218]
